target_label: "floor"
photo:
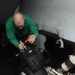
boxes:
[0,45,18,75]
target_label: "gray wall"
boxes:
[20,0,75,43]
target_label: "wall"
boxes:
[0,0,21,23]
[20,0,75,42]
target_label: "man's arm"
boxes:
[28,16,39,38]
[26,15,39,43]
[6,21,19,48]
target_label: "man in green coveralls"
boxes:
[5,12,39,50]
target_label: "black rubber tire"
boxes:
[21,66,48,75]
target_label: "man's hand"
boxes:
[27,35,36,44]
[19,43,25,50]
[19,42,26,52]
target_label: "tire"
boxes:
[20,71,26,75]
[20,66,48,75]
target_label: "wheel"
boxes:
[20,71,26,75]
[20,66,48,75]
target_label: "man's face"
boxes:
[13,14,24,29]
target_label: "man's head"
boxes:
[13,12,24,29]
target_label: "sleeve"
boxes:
[6,21,19,49]
[27,16,39,38]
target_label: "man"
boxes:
[6,12,39,50]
